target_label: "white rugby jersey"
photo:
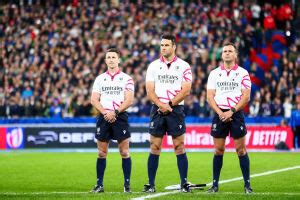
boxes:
[207,64,251,109]
[146,56,192,105]
[92,70,134,111]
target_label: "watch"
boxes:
[230,107,237,113]
[114,109,120,117]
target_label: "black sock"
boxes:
[148,153,159,187]
[96,158,106,186]
[176,153,188,185]
[122,157,132,186]
[239,153,250,187]
[213,155,223,187]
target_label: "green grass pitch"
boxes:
[0,151,299,199]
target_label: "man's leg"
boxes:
[96,140,109,187]
[147,135,163,187]
[118,138,131,189]
[234,136,251,188]
[172,134,188,186]
[212,138,226,188]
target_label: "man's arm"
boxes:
[207,89,223,116]
[117,90,134,113]
[170,81,192,105]
[90,92,106,115]
[222,89,251,121]
[146,81,172,113]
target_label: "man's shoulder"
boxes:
[95,73,106,80]
[175,57,190,66]
[149,58,161,65]
[209,66,221,74]
[237,66,249,74]
[120,72,133,80]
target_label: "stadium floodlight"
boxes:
[165,182,206,190]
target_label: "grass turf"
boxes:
[0,151,299,199]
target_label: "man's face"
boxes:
[160,39,175,58]
[222,45,237,63]
[105,52,120,69]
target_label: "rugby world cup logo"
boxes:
[6,128,24,149]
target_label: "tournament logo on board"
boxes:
[6,128,24,149]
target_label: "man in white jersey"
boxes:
[90,48,134,193]
[143,34,192,193]
[206,42,253,193]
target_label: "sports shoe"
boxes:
[142,184,156,193]
[207,185,218,193]
[124,185,132,193]
[90,185,104,193]
[244,186,253,193]
[181,182,191,193]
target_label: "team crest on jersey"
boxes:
[176,66,179,70]
[119,78,123,81]
[235,73,239,76]
[160,67,162,70]
[104,78,107,81]
[97,127,101,135]
[219,73,222,77]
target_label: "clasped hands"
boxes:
[218,110,233,123]
[103,111,117,123]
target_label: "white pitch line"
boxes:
[0,191,143,195]
[132,165,300,200]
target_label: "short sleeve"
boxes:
[92,76,101,93]
[125,76,135,92]
[182,65,192,82]
[146,63,155,82]
[241,70,251,90]
[207,71,216,89]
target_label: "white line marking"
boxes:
[132,165,300,200]
[0,191,143,195]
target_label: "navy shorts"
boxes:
[210,110,247,139]
[149,105,186,137]
[95,112,130,142]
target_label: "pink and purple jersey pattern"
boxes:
[207,64,251,109]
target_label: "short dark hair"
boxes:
[223,42,237,52]
[161,34,176,45]
[106,48,121,57]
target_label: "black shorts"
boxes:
[210,110,247,139]
[149,105,186,137]
[95,112,130,142]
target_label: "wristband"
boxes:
[230,107,237,113]
[114,109,120,117]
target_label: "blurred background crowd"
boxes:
[0,0,299,119]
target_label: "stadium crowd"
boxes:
[0,0,299,119]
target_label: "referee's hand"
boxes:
[158,102,173,114]
[220,110,233,122]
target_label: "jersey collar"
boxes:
[221,63,238,71]
[160,55,178,65]
[106,69,121,80]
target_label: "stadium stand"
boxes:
[0,0,299,119]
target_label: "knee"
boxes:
[98,150,107,158]
[150,143,161,155]
[236,147,246,156]
[119,149,130,158]
[215,147,225,155]
[174,143,185,155]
